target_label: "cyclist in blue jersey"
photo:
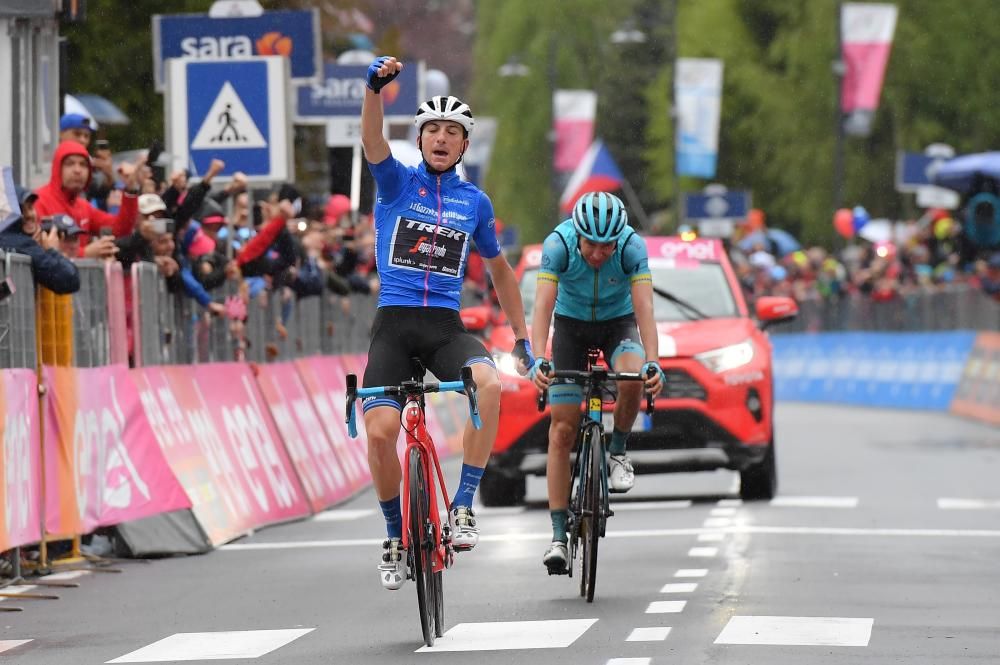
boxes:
[529,192,664,573]
[362,56,533,590]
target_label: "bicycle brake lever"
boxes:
[644,365,657,416]
[346,374,359,437]
[461,365,482,430]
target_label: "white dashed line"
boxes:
[771,496,859,508]
[607,659,651,665]
[659,582,697,593]
[717,499,743,507]
[312,509,374,522]
[0,640,32,654]
[674,569,708,578]
[645,600,687,614]
[610,500,693,511]
[938,498,1000,510]
[688,547,718,557]
[107,629,315,663]
[417,619,598,652]
[626,627,672,641]
[714,616,874,646]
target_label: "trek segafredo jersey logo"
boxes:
[389,217,468,278]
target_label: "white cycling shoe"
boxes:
[448,506,479,551]
[608,454,635,493]
[543,540,569,575]
[378,538,407,591]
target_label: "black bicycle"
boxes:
[537,350,655,602]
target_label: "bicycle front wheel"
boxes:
[581,423,603,603]
[408,447,436,646]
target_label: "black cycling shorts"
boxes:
[550,314,643,405]
[362,306,494,412]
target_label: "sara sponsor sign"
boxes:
[43,366,191,537]
[152,9,320,92]
[296,61,421,124]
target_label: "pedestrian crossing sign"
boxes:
[166,56,292,183]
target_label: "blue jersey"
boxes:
[538,220,651,321]
[368,156,502,309]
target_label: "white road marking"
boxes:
[710,507,737,516]
[702,518,731,528]
[717,499,742,507]
[475,506,527,515]
[607,659,651,665]
[627,626,672,641]
[674,568,708,578]
[645,600,687,614]
[609,500,692,511]
[0,640,32,654]
[659,582,698,593]
[220,524,1000,551]
[714,616,873,646]
[938,498,1000,510]
[771,496,859,508]
[416,619,597,652]
[312,509,373,522]
[43,570,91,580]
[698,533,725,542]
[106,629,314,662]
[688,547,718,557]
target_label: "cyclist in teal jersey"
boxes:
[529,192,664,573]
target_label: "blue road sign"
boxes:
[896,151,951,192]
[296,62,421,122]
[166,57,291,184]
[153,9,319,92]
[684,189,750,221]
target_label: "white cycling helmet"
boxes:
[414,95,475,135]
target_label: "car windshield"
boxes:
[519,261,737,321]
[650,260,738,321]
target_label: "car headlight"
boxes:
[695,340,754,373]
[493,352,523,378]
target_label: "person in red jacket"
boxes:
[34,140,143,257]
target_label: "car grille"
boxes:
[660,368,707,400]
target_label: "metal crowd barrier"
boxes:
[0,251,36,369]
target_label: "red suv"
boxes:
[462,236,798,506]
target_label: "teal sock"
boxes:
[608,428,629,456]
[550,509,568,543]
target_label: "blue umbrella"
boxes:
[931,152,1000,193]
[738,228,801,257]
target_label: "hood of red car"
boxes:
[656,318,758,358]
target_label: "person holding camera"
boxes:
[34,140,144,255]
[0,187,80,294]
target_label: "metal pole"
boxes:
[350,142,362,226]
[667,0,682,230]
[832,2,846,213]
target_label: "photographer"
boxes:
[115,194,179,279]
[0,188,80,294]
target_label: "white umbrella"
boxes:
[858,218,892,244]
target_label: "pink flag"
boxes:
[553,90,597,173]
[841,3,898,113]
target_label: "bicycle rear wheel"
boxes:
[581,423,603,603]
[433,570,444,637]
[408,447,436,646]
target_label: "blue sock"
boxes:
[379,496,402,539]
[451,463,485,509]
[551,509,568,543]
[609,428,629,456]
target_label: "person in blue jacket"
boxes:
[0,187,80,294]
[361,55,534,590]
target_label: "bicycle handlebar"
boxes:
[535,361,658,416]
[345,365,482,438]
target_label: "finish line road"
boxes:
[2,403,997,664]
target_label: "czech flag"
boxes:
[559,140,625,214]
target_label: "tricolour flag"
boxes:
[553,90,597,173]
[559,140,624,214]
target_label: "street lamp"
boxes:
[610,20,647,46]
[497,56,530,79]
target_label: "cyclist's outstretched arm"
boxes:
[361,56,401,164]
[484,254,528,340]
[530,276,557,391]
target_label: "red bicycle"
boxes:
[346,361,481,647]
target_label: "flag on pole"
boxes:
[0,166,22,233]
[553,90,597,173]
[675,58,724,179]
[840,3,897,136]
[559,140,624,214]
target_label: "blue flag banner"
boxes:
[675,58,723,179]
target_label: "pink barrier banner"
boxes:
[255,362,358,511]
[0,370,43,550]
[293,356,372,494]
[43,365,191,537]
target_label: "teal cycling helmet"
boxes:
[571,192,629,243]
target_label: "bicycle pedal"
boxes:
[607,508,615,517]
[546,564,570,576]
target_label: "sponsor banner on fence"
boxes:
[0,370,43,550]
[773,332,976,410]
[950,332,1000,426]
[43,366,191,537]
[294,356,372,494]
[255,362,357,511]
